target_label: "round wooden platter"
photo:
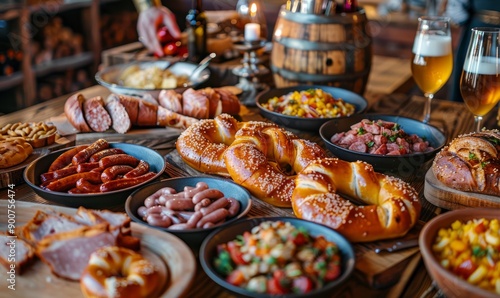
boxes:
[0,134,76,189]
[0,201,196,298]
[424,168,500,210]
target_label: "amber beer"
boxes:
[411,34,453,95]
[460,58,500,116]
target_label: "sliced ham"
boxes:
[36,224,117,281]
[22,210,84,243]
[182,88,209,119]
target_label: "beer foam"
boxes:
[463,57,500,75]
[412,35,452,56]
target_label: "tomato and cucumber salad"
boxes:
[213,220,343,295]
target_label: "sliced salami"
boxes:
[104,94,131,134]
[83,96,111,132]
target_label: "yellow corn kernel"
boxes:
[452,220,462,230]
[485,230,500,246]
[468,265,488,284]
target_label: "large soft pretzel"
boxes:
[176,114,277,176]
[292,158,421,242]
[80,246,161,298]
[224,123,327,207]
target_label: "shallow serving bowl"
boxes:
[24,143,165,208]
[319,113,446,174]
[419,208,500,298]
[125,176,252,250]
[200,216,355,298]
[256,85,368,131]
[95,60,210,98]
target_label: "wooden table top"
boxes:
[1,56,499,298]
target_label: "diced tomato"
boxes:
[292,276,314,293]
[454,259,477,279]
[324,263,341,281]
[290,232,309,246]
[474,222,487,234]
[227,241,248,265]
[226,269,245,286]
[271,270,292,292]
[267,276,288,294]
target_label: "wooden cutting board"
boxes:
[424,168,500,210]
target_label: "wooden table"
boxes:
[1,56,499,298]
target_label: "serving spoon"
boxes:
[188,52,217,82]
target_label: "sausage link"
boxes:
[68,187,85,194]
[183,182,209,198]
[40,166,77,183]
[88,148,125,162]
[226,197,241,218]
[99,172,155,192]
[75,178,102,193]
[44,171,102,192]
[145,213,172,228]
[196,208,229,228]
[192,189,224,204]
[200,197,230,215]
[99,154,139,169]
[144,187,176,208]
[166,198,195,211]
[48,145,87,172]
[194,198,212,211]
[158,192,185,204]
[187,211,203,228]
[101,165,134,183]
[72,139,110,165]
[123,160,149,178]
[168,223,191,230]
[77,162,100,173]
[137,206,148,218]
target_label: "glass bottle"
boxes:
[186,0,207,63]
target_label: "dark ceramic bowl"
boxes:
[24,143,165,208]
[200,217,355,298]
[319,113,446,174]
[125,176,252,250]
[419,208,500,298]
[256,85,368,131]
[95,61,210,98]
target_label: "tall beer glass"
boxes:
[460,27,500,132]
[411,16,453,123]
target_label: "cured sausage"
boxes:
[123,160,149,178]
[104,94,131,134]
[99,172,155,192]
[48,145,87,172]
[72,139,110,165]
[75,178,102,193]
[64,93,92,133]
[101,165,134,183]
[136,100,158,127]
[83,96,111,132]
[88,148,125,162]
[157,106,199,129]
[44,172,102,192]
[76,162,100,173]
[99,154,140,169]
[41,166,78,183]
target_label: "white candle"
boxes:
[244,23,261,41]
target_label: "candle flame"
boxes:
[250,3,257,18]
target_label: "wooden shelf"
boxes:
[33,52,94,78]
[0,72,23,90]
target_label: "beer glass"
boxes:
[460,27,500,132]
[411,16,453,123]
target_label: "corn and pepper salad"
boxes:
[213,220,343,295]
[432,218,500,294]
[261,88,356,118]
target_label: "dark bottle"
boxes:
[343,0,358,12]
[186,0,207,63]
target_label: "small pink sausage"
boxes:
[200,197,230,215]
[192,189,224,204]
[145,187,177,207]
[183,182,209,198]
[196,208,229,228]
[145,213,172,228]
[137,206,148,218]
[226,197,240,217]
[166,198,195,211]
[187,211,203,228]
[194,198,212,211]
[168,223,191,230]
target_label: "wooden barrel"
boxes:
[271,8,372,94]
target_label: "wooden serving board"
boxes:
[424,168,500,210]
[0,201,196,298]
